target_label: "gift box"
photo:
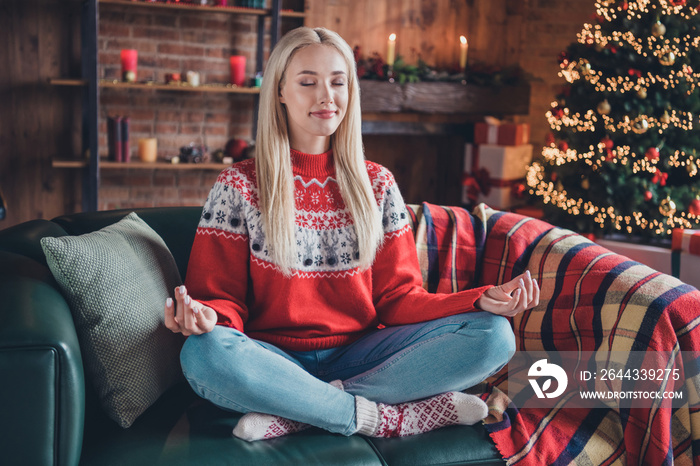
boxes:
[672,228,700,289]
[461,143,533,210]
[474,122,530,146]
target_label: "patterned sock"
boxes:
[355,391,488,438]
[232,380,344,442]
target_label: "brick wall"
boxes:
[95,0,598,210]
[97,3,262,210]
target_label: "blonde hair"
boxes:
[255,27,383,276]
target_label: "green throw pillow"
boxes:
[41,212,185,428]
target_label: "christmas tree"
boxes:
[527,0,700,238]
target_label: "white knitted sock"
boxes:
[232,380,344,442]
[232,413,308,441]
[355,391,488,438]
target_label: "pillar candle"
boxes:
[138,138,158,163]
[459,36,468,70]
[230,55,246,87]
[120,49,138,82]
[387,34,396,67]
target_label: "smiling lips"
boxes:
[310,109,337,119]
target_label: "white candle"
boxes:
[387,33,396,67]
[460,36,468,70]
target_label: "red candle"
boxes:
[230,55,246,87]
[120,49,138,82]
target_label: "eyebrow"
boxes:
[296,70,347,76]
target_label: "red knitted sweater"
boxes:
[185,149,491,351]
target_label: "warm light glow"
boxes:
[460,35,467,45]
[389,33,396,41]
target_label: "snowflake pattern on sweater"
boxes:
[198,153,410,275]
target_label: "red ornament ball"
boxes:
[558,141,569,152]
[669,0,686,5]
[545,132,556,146]
[644,190,653,201]
[225,138,249,161]
[645,147,660,161]
[583,233,596,242]
[690,198,700,216]
[601,136,614,150]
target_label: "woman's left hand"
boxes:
[475,270,540,317]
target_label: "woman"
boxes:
[165,27,539,441]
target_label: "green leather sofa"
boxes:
[0,207,505,466]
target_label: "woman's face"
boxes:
[279,44,349,154]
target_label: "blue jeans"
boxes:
[180,311,515,436]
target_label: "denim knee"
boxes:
[453,312,516,372]
[180,326,248,387]
[475,312,516,368]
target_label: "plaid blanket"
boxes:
[407,202,700,466]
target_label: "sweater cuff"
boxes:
[354,396,379,436]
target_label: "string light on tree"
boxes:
[527,0,700,238]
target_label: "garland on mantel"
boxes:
[353,46,533,86]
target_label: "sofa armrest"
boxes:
[0,252,84,466]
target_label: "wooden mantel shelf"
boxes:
[358,81,530,135]
[359,80,530,116]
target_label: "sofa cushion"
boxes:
[40,212,185,428]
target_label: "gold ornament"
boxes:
[688,161,698,177]
[652,21,666,37]
[659,49,676,66]
[581,62,592,75]
[637,88,647,99]
[597,99,611,115]
[631,116,650,134]
[660,111,671,124]
[581,177,590,190]
[555,181,565,192]
[659,197,677,217]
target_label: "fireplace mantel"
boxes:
[359,80,530,135]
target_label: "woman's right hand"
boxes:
[475,270,540,317]
[164,285,217,336]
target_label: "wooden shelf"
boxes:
[99,80,260,94]
[49,78,87,87]
[50,79,260,94]
[281,9,305,18]
[52,159,232,170]
[101,160,230,170]
[99,0,267,16]
[52,160,89,168]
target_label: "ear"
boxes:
[279,88,286,104]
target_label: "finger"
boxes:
[524,270,534,303]
[486,285,511,301]
[174,285,187,324]
[531,278,540,308]
[197,306,218,333]
[164,297,180,332]
[498,275,525,294]
[183,295,198,333]
[507,288,522,312]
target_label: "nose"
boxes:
[319,81,333,105]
